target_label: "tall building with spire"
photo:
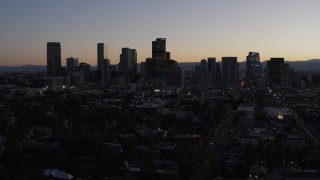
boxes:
[246,52,262,88]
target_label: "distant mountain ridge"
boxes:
[0,65,46,72]
[0,65,96,72]
[0,59,320,72]
[178,59,320,72]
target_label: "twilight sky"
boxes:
[0,0,320,66]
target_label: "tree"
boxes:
[141,160,157,179]
[164,101,176,109]
[0,164,9,180]
[185,112,194,122]
[307,155,320,169]
[213,103,227,118]
[296,146,310,169]
[236,160,249,178]
[242,145,255,167]
[178,158,195,178]
[254,111,268,122]
[0,142,28,174]
[122,138,138,160]
[160,113,177,129]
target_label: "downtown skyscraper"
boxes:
[97,43,108,78]
[266,58,284,87]
[246,52,262,88]
[146,38,176,81]
[222,57,239,88]
[195,59,211,86]
[208,57,217,84]
[101,58,110,86]
[266,58,292,88]
[152,38,167,61]
[66,57,78,74]
[119,48,137,83]
[47,42,61,76]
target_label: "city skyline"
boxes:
[1,0,320,66]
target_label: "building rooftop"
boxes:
[43,169,73,180]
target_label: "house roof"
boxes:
[43,169,73,179]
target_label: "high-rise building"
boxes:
[109,65,117,77]
[131,49,137,82]
[77,62,91,83]
[146,38,177,81]
[208,57,216,84]
[47,42,61,76]
[195,65,209,86]
[97,43,108,77]
[246,52,262,88]
[215,62,222,85]
[119,48,137,83]
[200,59,207,70]
[101,59,110,86]
[222,57,239,88]
[266,57,292,88]
[145,58,154,80]
[194,59,211,86]
[166,52,171,61]
[66,57,78,74]
[266,58,285,87]
[119,48,131,82]
[280,63,291,87]
[152,38,166,61]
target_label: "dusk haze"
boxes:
[1,0,320,66]
[1,1,320,180]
